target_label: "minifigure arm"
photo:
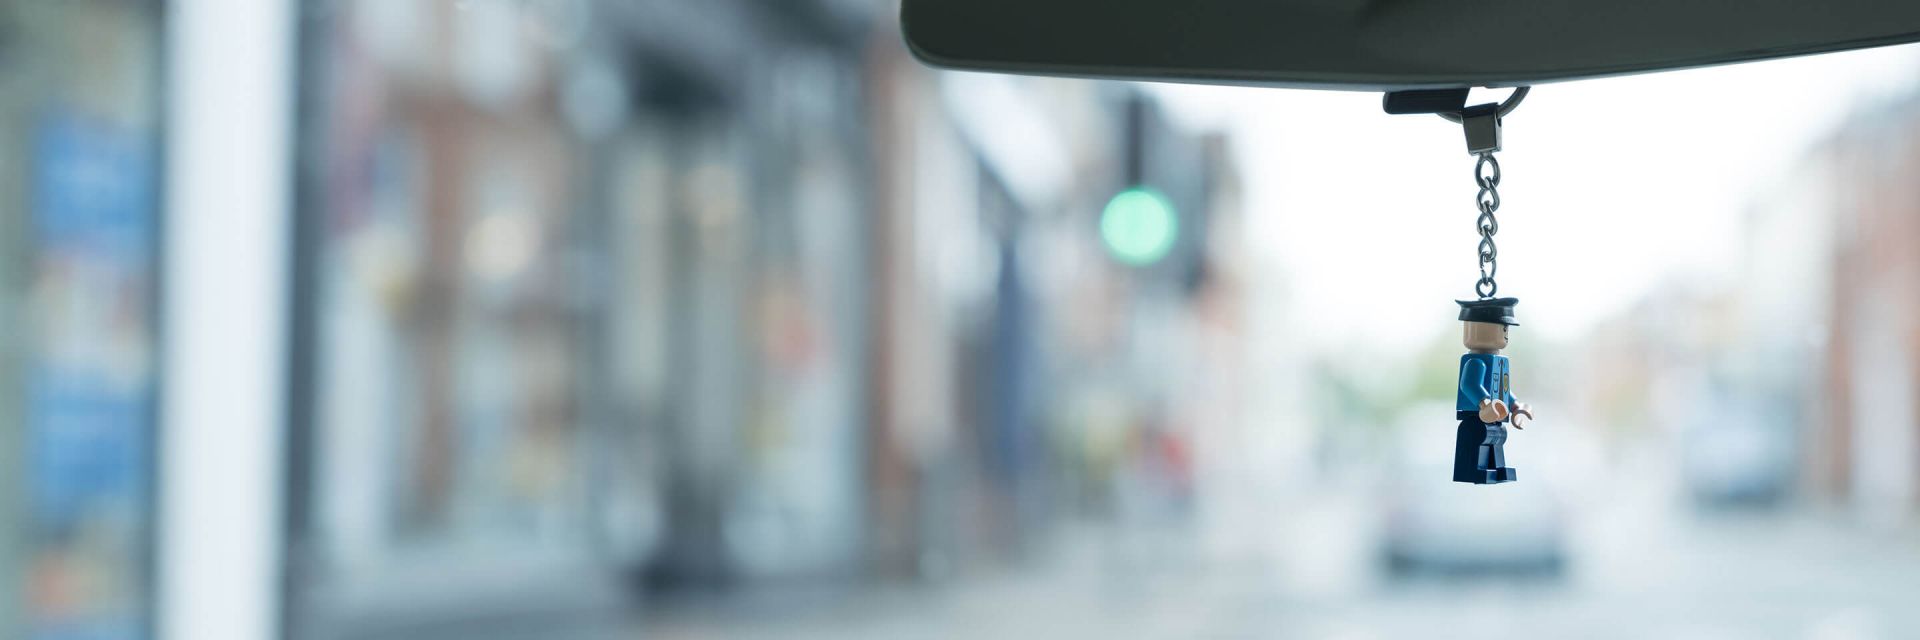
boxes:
[1508,373,1532,427]
[1459,358,1491,406]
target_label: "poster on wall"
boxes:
[26,110,157,640]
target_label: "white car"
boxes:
[1381,464,1566,576]
[1380,406,1567,577]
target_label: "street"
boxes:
[641,486,1920,639]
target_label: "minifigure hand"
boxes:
[1511,403,1533,429]
[1478,399,1509,423]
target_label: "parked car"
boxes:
[1380,405,1567,577]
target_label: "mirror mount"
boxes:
[1385,87,1530,155]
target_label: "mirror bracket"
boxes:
[1384,87,1529,155]
[1382,89,1470,115]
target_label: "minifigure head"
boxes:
[1462,321,1509,352]
[1456,297,1519,353]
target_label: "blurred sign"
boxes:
[28,110,156,640]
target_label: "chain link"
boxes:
[1473,152,1501,298]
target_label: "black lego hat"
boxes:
[1457,297,1520,326]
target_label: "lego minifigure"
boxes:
[1454,297,1533,484]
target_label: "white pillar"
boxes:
[160,0,294,639]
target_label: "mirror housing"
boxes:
[902,0,1920,90]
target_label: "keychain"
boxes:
[1385,87,1538,484]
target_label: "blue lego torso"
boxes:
[1457,352,1515,413]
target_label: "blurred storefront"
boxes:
[104,0,1267,637]
[0,2,166,639]
[603,0,878,588]
[288,1,625,637]
[1818,99,1920,526]
[287,2,1246,633]
[288,1,894,636]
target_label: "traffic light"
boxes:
[1099,186,1178,266]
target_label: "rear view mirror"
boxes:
[901,0,1920,89]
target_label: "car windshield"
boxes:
[5,2,1920,639]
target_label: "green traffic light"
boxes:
[1100,187,1178,266]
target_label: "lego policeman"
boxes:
[1454,297,1533,484]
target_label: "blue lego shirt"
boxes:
[1457,353,1516,415]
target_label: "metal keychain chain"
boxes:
[1431,86,1527,299]
[1381,86,1528,298]
[1474,152,1501,298]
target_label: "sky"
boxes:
[1153,44,1920,351]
